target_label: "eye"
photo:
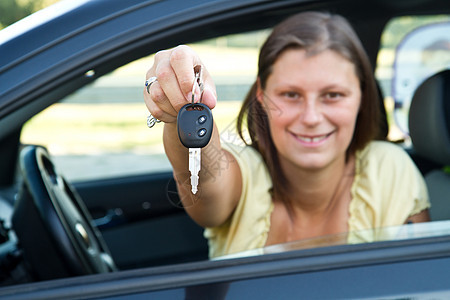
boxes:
[281,91,299,100]
[324,92,344,101]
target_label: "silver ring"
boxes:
[145,76,158,94]
[147,113,161,128]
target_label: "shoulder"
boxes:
[356,140,423,190]
[221,141,267,175]
[357,141,416,175]
[351,141,429,228]
[221,140,260,159]
[220,141,272,196]
[358,140,410,162]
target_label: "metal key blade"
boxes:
[189,147,201,194]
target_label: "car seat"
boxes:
[409,69,450,221]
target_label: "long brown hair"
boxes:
[237,11,384,201]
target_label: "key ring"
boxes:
[192,65,204,104]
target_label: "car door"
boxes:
[7,0,278,271]
[8,0,392,270]
[19,26,269,269]
[19,60,209,270]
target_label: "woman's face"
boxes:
[258,48,361,172]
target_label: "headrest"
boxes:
[409,69,450,166]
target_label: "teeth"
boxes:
[298,134,328,143]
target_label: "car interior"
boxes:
[409,69,450,221]
[0,0,449,291]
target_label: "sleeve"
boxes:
[204,142,273,258]
[378,142,430,224]
[352,141,430,230]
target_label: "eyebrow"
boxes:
[320,84,352,92]
[278,83,353,93]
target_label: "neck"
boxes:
[279,154,355,218]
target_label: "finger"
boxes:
[201,86,217,110]
[147,49,171,78]
[145,79,178,118]
[199,66,217,109]
[143,86,177,123]
[169,45,203,102]
[155,57,189,111]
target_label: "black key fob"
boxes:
[177,103,213,148]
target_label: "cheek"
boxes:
[330,95,361,123]
[329,105,360,135]
[349,99,362,127]
[342,105,360,123]
[263,97,297,124]
[261,100,291,142]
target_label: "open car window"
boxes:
[375,15,450,141]
[19,30,269,182]
[392,21,450,135]
[17,14,450,256]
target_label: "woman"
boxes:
[144,12,430,258]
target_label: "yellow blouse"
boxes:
[204,141,430,258]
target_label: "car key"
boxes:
[177,66,213,194]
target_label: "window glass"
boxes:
[375,15,450,142]
[20,30,269,181]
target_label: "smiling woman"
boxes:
[144,11,431,259]
[1,0,450,297]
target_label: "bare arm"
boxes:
[143,46,242,228]
[405,209,431,224]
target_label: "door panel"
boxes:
[74,172,208,269]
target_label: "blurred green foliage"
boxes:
[0,0,59,29]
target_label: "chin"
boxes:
[288,156,331,171]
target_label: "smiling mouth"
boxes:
[295,132,333,143]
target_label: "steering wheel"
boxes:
[12,146,117,280]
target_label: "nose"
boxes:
[299,99,322,126]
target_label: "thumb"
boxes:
[201,85,217,110]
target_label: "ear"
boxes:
[256,77,264,104]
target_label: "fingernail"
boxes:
[187,92,194,103]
